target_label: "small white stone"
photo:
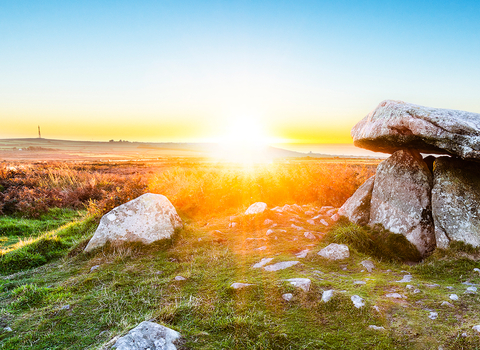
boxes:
[351,295,365,308]
[174,276,186,281]
[368,325,385,331]
[318,243,350,260]
[373,305,380,312]
[263,219,273,225]
[230,283,254,289]
[252,258,274,268]
[441,301,453,307]
[322,290,334,302]
[473,325,480,333]
[396,275,412,283]
[446,286,454,290]
[473,268,480,273]
[307,219,315,225]
[461,332,469,337]
[255,246,267,251]
[295,249,309,258]
[245,202,267,215]
[3,327,12,332]
[229,222,237,228]
[282,293,293,301]
[429,312,438,320]
[320,219,329,226]
[263,261,299,272]
[465,286,477,294]
[291,224,304,230]
[406,285,413,290]
[449,294,459,301]
[331,213,340,221]
[360,260,375,272]
[60,305,70,310]
[266,229,274,235]
[285,278,311,292]
[304,232,315,240]
[354,281,366,285]
[413,289,421,294]
[385,293,405,299]
[90,265,100,273]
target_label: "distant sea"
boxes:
[274,143,389,158]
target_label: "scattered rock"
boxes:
[113,321,181,350]
[318,243,350,260]
[354,281,366,285]
[441,301,454,307]
[368,149,435,257]
[425,283,440,288]
[368,325,386,331]
[396,275,413,283]
[474,268,480,273]
[319,219,329,226]
[229,222,237,228]
[174,276,186,281]
[320,206,335,213]
[331,213,340,221]
[338,176,375,225]
[263,219,273,225]
[266,229,274,235]
[230,283,254,289]
[351,295,365,308]
[305,210,315,216]
[285,278,311,292]
[255,246,267,251]
[295,249,309,258]
[473,325,480,333]
[85,193,183,252]
[465,286,477,294]
[307,219,315,225]
[252,258,274,268]
[406,285,413,290]
[385,293,406,299]
[90,265,101,273]
[263,261,299,272]
[245,202,267,215]
[304,232,315,240]
[3,327,12,332]
[413,289,421,294]
[322,290,334,302]
[60,305,70,310]
[291,224,304,230]
[429,312,438,320]
[351,99,480,160]
[360,260,375,273]
[282,293,293,301]
[449,294,459,301]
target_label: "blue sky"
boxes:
[1,0,479,142]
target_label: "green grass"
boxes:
[0,209,479,349]
[0,208,85,249]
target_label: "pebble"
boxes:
[353,281,366,285]
[351,295,365,308]
[385,293,406,299]
[425,283,440,288]
[396,275,412,283]
[473,325,480,333]
[441,301,453,307]
[263,261,299,272]
[319,219,329,226]
[360,260,375,273]
[368,325,385,331]
[231,283,254,289]
[282,293,293,301]
[322,290,334,302]
[446,286,454,290]
[3,327,12,332]
[307,219,315,225]
[465,286,477,294]
[90,265,100,273]
[429,312,438,320]
[229,222,237,228]
[255,246,267,251]
[252,258,274,268]
[304,232,315,240]
[474,268,480,273]
[295,249,309,258]
[174,276,186,281]
[263,219,273,225]
[406,285,413,290]
[291,224,304,231]
[449,294,459,301]
[285,278,311,292]
[266,229,274,235]
[413,289,421,294]
[60,305,70,310]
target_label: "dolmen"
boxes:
[340,100,480,257]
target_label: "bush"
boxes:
[327,219,422,262]
[11,283,50,309]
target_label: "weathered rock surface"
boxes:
[245,202,267,215]
[318,244,350,260]
[230,283,254,289]
[351,100,480,160]
[285,278,311,292]
[360,260,375,272]
[85,193,182,252]
[338,176,375,225]
[369,150,435,256]
[263,261,299,271]
[113,321,181,350]
[351,295,365,308]
[321,290,334,302]
[432,157,480,248]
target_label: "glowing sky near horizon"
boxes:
[1,1,480,143]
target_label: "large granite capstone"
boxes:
[352,100,480,160]
[84,193,182,252]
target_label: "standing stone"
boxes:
[338,176,375,225]
[351,100,480,160]
[432,157,480,248]
[113,321,181,350]
[85,194,182,252]
[369,150,435,256]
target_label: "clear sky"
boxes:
[1,0,480,143]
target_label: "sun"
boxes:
[215,117,270,163]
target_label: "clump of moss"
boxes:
[327,218,422,262]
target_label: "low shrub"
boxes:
[327,219,422,262]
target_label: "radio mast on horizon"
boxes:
[38,126,41,139]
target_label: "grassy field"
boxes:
[1,159,479,349]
